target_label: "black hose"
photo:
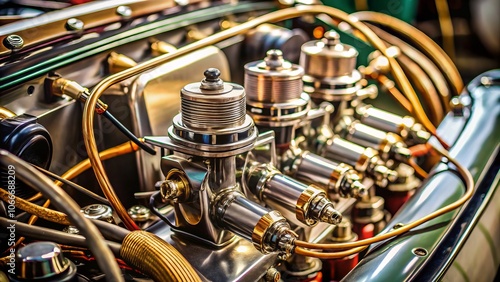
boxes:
[102,111,156,155]
[92,220,130,242]
[0,150,124,282]
[32,165,110,204]
[0,217,121,256]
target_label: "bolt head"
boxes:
[66,18,84,31]
[116,6,132,18]
[3,35,24,50]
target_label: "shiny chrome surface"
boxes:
[343,71,500,282]
[16,242,71,279]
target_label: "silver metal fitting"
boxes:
[65,18,84,31]
[3,34,24,50]
[127,205,151,222]
[322,136,398,187]
[246,164,342,226]
[245,49,309,128]
[300,30,362,102]
[80,204,114,223]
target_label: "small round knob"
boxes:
[322,30,341,47]
[204,68,221,82]
[16,242,70,279]
[200,68,224,90]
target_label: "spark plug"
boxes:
[215,191,297,259]
[321,136,398,187]
[355,104,431,145]
[336,116,412,162]
[287,151,367,199]
[245,164,342,227]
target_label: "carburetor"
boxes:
[145,68,297,256]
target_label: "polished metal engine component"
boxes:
[336,116,411,161]
[145,69,297,258]
[289,151,366,199]
[355,104,431,145]
[245,49,367,199]
[245,163,342,227]
[80,204,114,223]
[245,49,309,145]
[321,136,397,187]
[11,242,77,281]
[300,30,365,108]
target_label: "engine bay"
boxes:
[0,1,499,281]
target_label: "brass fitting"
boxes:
[160,168,191,202]
[296,185,342,226]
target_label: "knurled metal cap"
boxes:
[244,49,304,103]
[180,68,246,129]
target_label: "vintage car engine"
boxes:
[0,1,499,281]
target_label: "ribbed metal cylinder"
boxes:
[244,49,304,103]
[180,68,246,130]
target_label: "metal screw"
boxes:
[3,34,24,50]
[65,18,84,31]
[393,223,405,229]
[116,6,132,18]
[128,205,150,222]
[264,49,285,69]
[265,267,281,282]
[412,247,428,257]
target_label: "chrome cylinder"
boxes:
[246,165,342,226]
[245,49,310,129]
[336,116,410,161]
[322,136,397,187]
[300,30,362,102]
[216,191,270,242]
[181,68,246,129]
[355,104,431,144]
[215,191,296,256]
[292,151,366,198]
[323,136,365,167]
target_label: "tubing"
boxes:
[82,5,445,232]
[102,111,156,155]
[0,150,124,282]
[0,217,122,257]
[294,144,473,252]
[33,165,109,204]
[352,11,463,97]
[120,231,201,282]
[0,107,15,119]
[0,187,70,224]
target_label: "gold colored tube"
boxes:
[0,107,15,119]
[352,11,463,97]
[120,231,201,282]
[398,54,443,124]
[294,144,473,251]
[365,23,452,113]
[0,188,70,225]
[83,6,446,231]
